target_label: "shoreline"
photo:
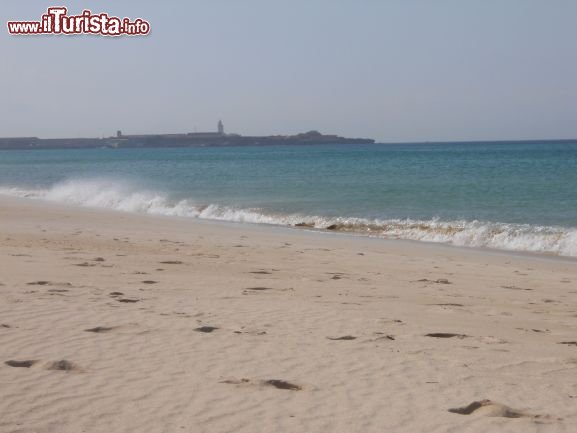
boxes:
[2,193,576,264]
[1,194,577,432]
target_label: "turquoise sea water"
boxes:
[1,141,576,256]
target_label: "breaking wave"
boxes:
[1,179,576,258]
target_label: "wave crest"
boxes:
[1,179,576,257]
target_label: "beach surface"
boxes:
[1,196,576,433]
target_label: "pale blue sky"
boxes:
[2,1,576,142]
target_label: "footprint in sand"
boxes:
[372,333,395,341]
[27,281,72,287]
[234,330,267,336]
[5,360,38,368]
[430,303,465,307]
[426,333,468,339]
[264,380,302,390]
[195,326,219,333]
[516,328,550,334]
[85,326,115,333]
[221,378,302,391]
[242,287,279,295]
[501,285,533,291]
[416,278,452,284]
[448,399,551,419]
[46,360,81,372]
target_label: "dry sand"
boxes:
[1,195,576,433]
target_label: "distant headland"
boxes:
[0,121,375,150]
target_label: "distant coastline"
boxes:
[0,124,375,150]
[2,133,576,151]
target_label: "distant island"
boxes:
[0,121,375,150]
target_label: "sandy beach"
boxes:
[1,195,576,433]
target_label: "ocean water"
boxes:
[1,141,576,257]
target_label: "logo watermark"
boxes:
[7,7,150,36]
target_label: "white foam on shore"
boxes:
[1,179,576,257]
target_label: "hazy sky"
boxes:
[2,1,577,142]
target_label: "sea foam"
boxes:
[1,179,576,257]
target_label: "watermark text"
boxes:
[7,7,150,36]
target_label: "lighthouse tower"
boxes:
[217,120,224,135]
